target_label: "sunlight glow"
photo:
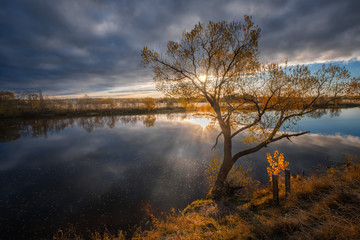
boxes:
[199,74,207,82]
[185,118,211,129]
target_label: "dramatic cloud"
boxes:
[0,0,359,97]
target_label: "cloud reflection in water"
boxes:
[0,109,359,239]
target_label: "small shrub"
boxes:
[266,150,289,183]
[205,154,258,199]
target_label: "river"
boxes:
[0,108,359,239]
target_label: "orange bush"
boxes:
[266,150,289,183]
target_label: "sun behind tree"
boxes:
[141,15,356,199]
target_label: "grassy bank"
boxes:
[53,158,360,240]
[134,159,360,240]
[2,103,360,121]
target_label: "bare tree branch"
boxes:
[232,131,309,162]
[211,132,223,150]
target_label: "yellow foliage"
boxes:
[205,155,258,199]
[204,154,222,186]
[266,150,289,183]
[142,97,156,111]
[205,154,253,188]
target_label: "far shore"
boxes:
[1,101,360,120]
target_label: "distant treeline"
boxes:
[1,90,359,119]
[0,90,209,118]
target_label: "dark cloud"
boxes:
[0,0,359,96]
[254,0,360,63]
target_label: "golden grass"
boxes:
[52,225,126,240]
[135,160,360,240]
[52,159,360,239]
[133,212,253,240]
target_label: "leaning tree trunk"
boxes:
[212,122,235,199]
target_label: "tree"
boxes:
[101,98,116,109]
[143,97,156,111]
[141,16,356,198]
[0,91,19,117]
[77,94,91,111]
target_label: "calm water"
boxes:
[0,108,359,239]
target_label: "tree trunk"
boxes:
[212,125,235,199]
[208,102,236,199]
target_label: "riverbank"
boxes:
[53,158,360,239]
[135,158,360,239]
[2,101,360,120]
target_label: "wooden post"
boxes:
[285,169,291,196]
[272,174,279,206]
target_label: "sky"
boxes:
[0,0,359,98]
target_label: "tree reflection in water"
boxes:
[0,109,358,240]
[0,109,346,143]
[0,114,158,142]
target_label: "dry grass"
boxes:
[52,225,126,240]
[135,160,360,240]
[133,211,254,240]
[51,160,360,239]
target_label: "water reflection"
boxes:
[0,113,213,239]
[0,108,354,143]
[0,115,159,142]
[142,115,156,127]
[0,109,359,239]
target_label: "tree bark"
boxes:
[218,134,232,177]
[212,132,234,198]
[211,107,235,199]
